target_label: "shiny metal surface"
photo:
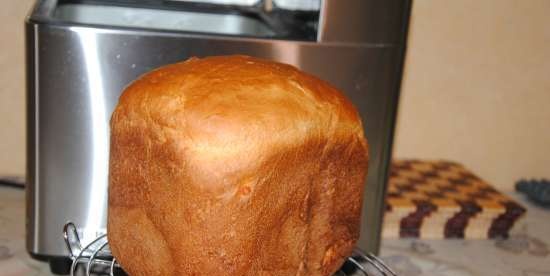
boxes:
[274,0,321,11]
[318,0,410,44]
[169,0,260,6]
[54,4,275,37]
[26,0,410,261]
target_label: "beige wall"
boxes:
[1,1,549,192]
[394,0,550,191]
[0,1,33,176]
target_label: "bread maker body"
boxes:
[26,0,411,272]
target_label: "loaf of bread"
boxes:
[108,55,369,276]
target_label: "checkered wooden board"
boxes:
[382,160,526,239]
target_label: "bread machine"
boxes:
[26,0,411,273]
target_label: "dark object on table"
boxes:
[516,179,550,208]
[0,176,25,189]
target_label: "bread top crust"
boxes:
[111,55,367,198]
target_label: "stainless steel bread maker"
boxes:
[26,0,411,273]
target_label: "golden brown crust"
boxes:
[108,55,368,276]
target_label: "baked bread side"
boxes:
[108,55,369,276]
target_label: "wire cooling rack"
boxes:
[63,222,396,276]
